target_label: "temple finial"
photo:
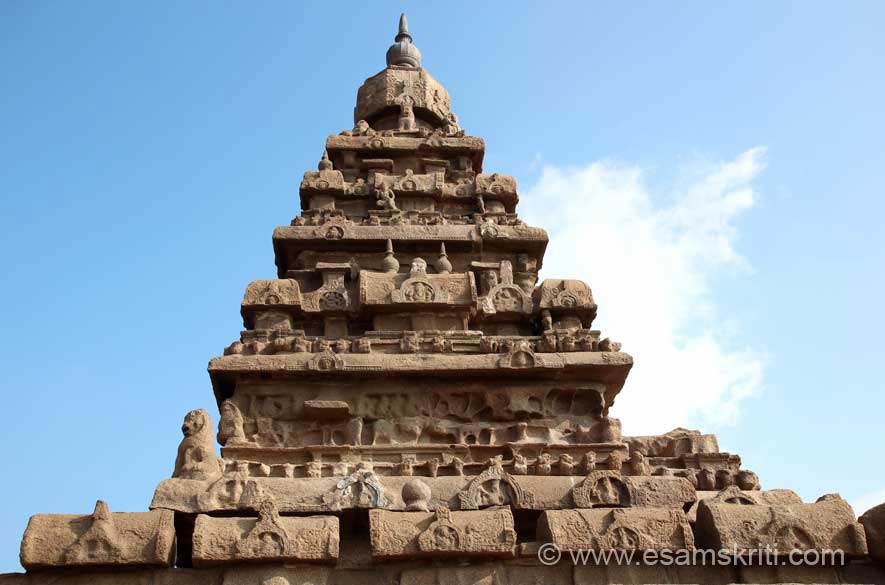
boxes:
[386,13,422,68]
[381,239,400,273]
[318,150,333,171]
[396,13,412,43]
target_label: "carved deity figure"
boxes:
[398,94,416,131]
[541,309,554,332]
[173,409,222,481]
[409,257,428,277]
[217,400,248,446]
[536,453,552,476]
[607,451,623,473]
[582,452,597,473]
[628,451,651,476]
[480,270,499,295]
[375,181,398,211]
[442,111,462,136]
[512,453,528,475]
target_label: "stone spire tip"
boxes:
[396,13,412,43]
[386,13,421,68]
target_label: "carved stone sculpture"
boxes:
[173,409,222,481]
[20,502,175,569]
[538,508,694,552]
[192,501,339,565]
[369,507,516,559]
[695,495,868,557]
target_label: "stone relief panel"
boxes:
[458,458,535,510]
[192,501,339,565]
[369,507,516,559]
[20,502,175,570]
[242,280,302,308]
[538,507,695,552]
[695,494,868,557]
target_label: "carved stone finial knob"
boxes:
[92,500,111,520]
[318,150,333,171]
[434,242,452,274]
[381,239,400,273]
[386,13,422,68]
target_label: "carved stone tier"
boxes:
[208,351,632,423]
[325,135,485,175]
[150,472,695,515]
[272,223,549,278]
[20,502,174,570]
[355,66,453,127]
[695,494,868,558]
[217,443,629,476]
[299,170,519,218]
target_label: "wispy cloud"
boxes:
[852,488,885,517]
[521,148,767,434]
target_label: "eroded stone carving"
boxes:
[326,465,389,509]
[458,458,535,510]
[218,400,250,446]
[695,495,868,557]
[242,279,301,307]
[573,471,632,508]
[192,501,339,565]
[539,507,694,552]
[21,502,174,569]
[369,507,516,559]
[174,409,222,481]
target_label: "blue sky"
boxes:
[1,1,883,573]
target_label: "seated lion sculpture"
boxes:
[173,408,222,481]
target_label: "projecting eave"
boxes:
[272,223,549,277]
[207,350,632,409]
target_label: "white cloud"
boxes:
[852,488,885,517]
[521,148,767,435]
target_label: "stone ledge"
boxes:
[151,472,695,515]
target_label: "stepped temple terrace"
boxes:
[4,14,885,585]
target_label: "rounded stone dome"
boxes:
[386,13,422,68]
[401,478,431,511]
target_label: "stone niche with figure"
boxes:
[4,14,884,585]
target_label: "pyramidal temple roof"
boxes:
[4,14,884,585]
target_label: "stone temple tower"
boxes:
[5,14,885,585]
